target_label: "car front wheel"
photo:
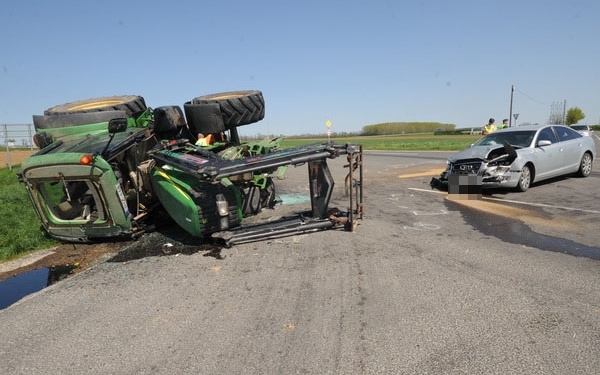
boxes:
[516,164,531,192]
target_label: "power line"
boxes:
[514,88,551,106]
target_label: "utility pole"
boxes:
[562,99,567,125]
[509,85,514,127]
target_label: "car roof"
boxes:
[497,124,572,132]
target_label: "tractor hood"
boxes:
[35,128,149,161]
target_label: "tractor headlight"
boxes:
[216,194,229,230]
[216,194,229,216]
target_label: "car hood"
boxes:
[448,143,519,164]
[448,145,502,162]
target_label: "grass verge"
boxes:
[0,167,58,261]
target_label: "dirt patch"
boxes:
[0,150,36,168]
[399,167,445,179]
[0,242,128,282]
[0,223,225,283]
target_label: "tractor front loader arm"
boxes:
[149,141,364,246]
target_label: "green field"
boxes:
[280,134,481,151]
[1,133,479,260]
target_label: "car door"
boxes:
[553,126,584,173]
[532,127,562,181]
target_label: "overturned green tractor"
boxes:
[19,91,363,246]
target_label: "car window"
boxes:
[537,127,558,145]
[553,126,582,142]
[571,125,587,131]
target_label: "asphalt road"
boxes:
[1,148,599,374]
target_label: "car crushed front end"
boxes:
[437,142,521,189]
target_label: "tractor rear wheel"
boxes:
[189,90,265,128]
[44,95,147,117]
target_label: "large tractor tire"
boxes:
[184,90,265,145]
[33,110,128,129]
[44,95,147,117]
[189,90,265,128]
[33,95,148,146]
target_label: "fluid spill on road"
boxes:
[449,200,600,260]
[279,193,310,205]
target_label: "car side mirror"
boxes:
[108,118,128,134]
[537,140,552,147]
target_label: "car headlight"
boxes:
[485,165,511,174]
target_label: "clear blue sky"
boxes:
[1,0,599,136]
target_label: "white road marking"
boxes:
[411,209,448,216]
[408,188,446,195]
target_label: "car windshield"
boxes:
[473,130,536,148]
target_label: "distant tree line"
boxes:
[241,116,599,140]
[241,123,457,139]
[361,122,455,136]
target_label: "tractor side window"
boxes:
[37,180,105,222]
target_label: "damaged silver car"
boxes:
[435,124,596,192]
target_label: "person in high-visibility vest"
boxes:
[482,118,497,135]
[195,133,215,147]
[195,133,207,146]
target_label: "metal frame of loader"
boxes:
[149,141,364,246]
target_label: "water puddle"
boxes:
[0,265,76,310]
